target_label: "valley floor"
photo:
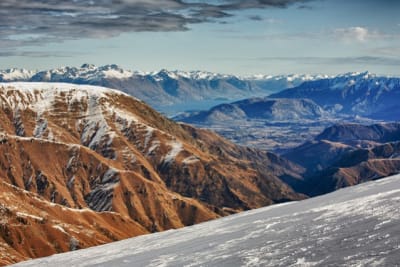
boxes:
[183,116,380,153]
[13,174,400,267]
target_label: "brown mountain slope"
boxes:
[283,140,354,175]
[0,179,147,266]
[315,123,400,146]
[307,158,400,196]
[294,141,400,196]
[282,123,400,196]
[0,82,304,264]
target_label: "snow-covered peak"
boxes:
[333,71,375,80]
[245,73,331,81]
[97,64,134,79]
[0,82,130,99]
[151,69,236,81]
[27,64,135,82]
[0,68,35,81]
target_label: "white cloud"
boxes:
[334,26,373,42]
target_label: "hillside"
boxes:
[0,82,304,265]
[315,123,400,145]
[283,123,400,196]
[302,141,400,196]
[14,173,400,267]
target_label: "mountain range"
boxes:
[270,71,400,119]
[0,82,304,265]
[0,64,327,115]
[176,71,399,151]
[14,173,400,267]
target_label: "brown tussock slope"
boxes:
[0,82,304,264]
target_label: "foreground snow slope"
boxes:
[14,174,400,267]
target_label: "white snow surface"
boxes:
[0,68,35,81]
[13,174,400,267]
[0,82,130,98]
[162,141,183,165]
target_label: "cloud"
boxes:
[248,16,281,24]
[373,46,400,57]
[0,50,77,58]
[297,4,313,9]
[256,56,400,66]
[248,15,264,21]
[215,0,311,9]
[0,0,312,50]
[333,26,380,42]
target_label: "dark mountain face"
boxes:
[315,123,400,144]
[283,122,400,196]
[283,140,354,175]
[270,72,400,120]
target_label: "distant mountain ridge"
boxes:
[0,64,327,114]
[175,97,327,124]
[270,71,400,119]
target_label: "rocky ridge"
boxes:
[0,82,304,265]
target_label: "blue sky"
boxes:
[0,0,399,75]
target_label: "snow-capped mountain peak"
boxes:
[151,69,236,81]
[0,68,35,81]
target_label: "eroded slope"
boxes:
[0,82,304,264]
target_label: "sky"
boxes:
[0,0,399,76]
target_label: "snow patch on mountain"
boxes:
[182,155,200,164]
[147,141,160,156]
[162,141,183,165]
